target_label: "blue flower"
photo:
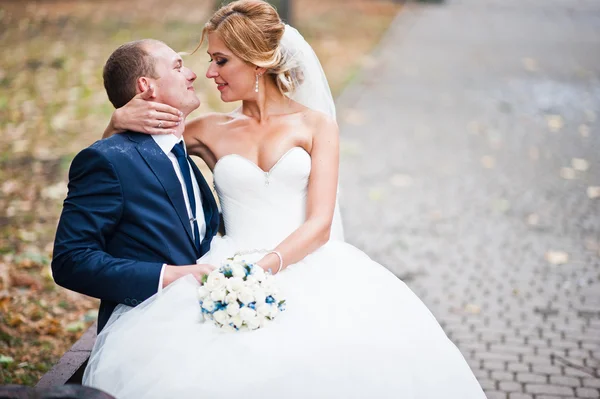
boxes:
[248,302,256,310]
[265,295,275,304]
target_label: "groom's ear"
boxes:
[137,77,156,98]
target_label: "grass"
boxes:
[0,0,402,385]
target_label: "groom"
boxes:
[52,39,220,332]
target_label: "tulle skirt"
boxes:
[83,238,486,399]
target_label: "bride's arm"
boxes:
[102,87,184,139]
[257,116,339,274]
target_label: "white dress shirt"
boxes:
[152,134,206,292]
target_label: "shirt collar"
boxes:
[152,134,186,155]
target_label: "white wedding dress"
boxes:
[83,147,486,399]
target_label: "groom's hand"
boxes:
[162,264,215,287]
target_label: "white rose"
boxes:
[226,302,240,316]
[251,266,266,281]
[227,277,245,292]
[256,303,270,317]
[232,264,247,279]
[231,315,244,329]
[206,272,227,291]
[225,292,238,305]
[221,324,236,333]
[245,276,258,286]
[238,288,255,305]
[247,317,260,330]
[213,310,229,326]
[202,299,215,312]
[253,288,266,306]
[268,306,279,318]
[239,307,257,322]
[210,288,227,302]
[197,286,210,299]
[261,277,274,292]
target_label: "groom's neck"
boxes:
[173,112,192,138]
[173,122,185,138]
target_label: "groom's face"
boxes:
[143,42,200,116]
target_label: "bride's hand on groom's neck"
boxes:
[163,263,215,287]
[102,86,183,139]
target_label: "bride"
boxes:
[86,1,486,398]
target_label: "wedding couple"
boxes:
[52,1,486,397]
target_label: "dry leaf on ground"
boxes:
[545,115,564,132]
[559,167,576,180]
[571,158,589,172]
[545,250,569,265]
[481,155,495,169]
[389,174,413,188]
[522,57,538,72]
[587,186,600,199]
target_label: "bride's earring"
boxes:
[254,74,260,93]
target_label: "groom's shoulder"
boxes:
[84,132,139,158]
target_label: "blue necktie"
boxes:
[172,141,201,253]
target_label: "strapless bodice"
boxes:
[213,147,343,249]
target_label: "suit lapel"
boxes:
[132,133,196,248]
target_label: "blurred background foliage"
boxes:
[0,0,402,385]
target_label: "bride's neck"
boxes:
[241,79,291,123]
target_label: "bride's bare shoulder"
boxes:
[300,107,338,138]
[187,112,236,139]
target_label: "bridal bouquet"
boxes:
[197,257,286,331]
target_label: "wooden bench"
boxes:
[35,322,97,388]
[0,322,110,397]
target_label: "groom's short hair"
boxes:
[103,39,161,108]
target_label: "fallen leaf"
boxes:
[368,188,384,201]
[9,271,43,290]
[467,121,483,135]
[587,186,600,199]
[481,155,495,169]
[65,321,85,333]
[571,158,589,172]
[559,167,576,180]
[526,213,540,226]
[41,181,67,200]
[464,304,481,314]
[343,109,367,126]
[529,147,540,161]
[546,115,563,132]
[522,57,538,72]
[339,139,361,156]
[0,355,14,364]
[545,250,569,265]
[491,198,510,213]
[579,124,590,137]
[1,180,18,195]
[389,174,413,188]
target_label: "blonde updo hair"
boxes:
[198,0,303,94]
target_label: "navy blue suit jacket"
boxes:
[52,132,220,332]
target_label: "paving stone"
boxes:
[507,363,530,373]
[576,387,600,398]
[491,371,515,382]
[498,381,523,393]
[549,375,581,388]
[508,394,532,399]
[583,378,600,389]
[525,384,575,396]
[515,373,548,384]
[484,391,507,399]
